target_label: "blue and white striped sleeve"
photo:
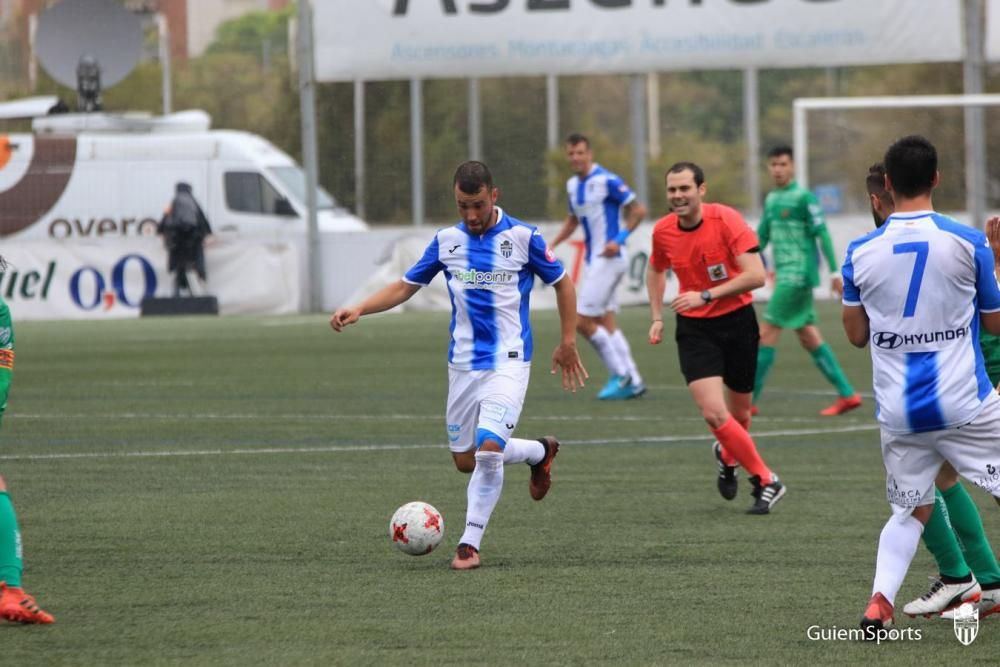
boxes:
[974,235,1000,313]
[526,229,565,285]
[403,235,444,286]
[605,174,636,207]
[841,241,861,306]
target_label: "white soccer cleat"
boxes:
[903,575,981,617]
[941,586,1000,620]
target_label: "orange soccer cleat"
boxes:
[529,436,560,501]
[820,394,862,417]
[860,592,894,633]
[0,582,55,625]
[450,543,481,571]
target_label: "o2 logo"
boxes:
[69,254,157,311]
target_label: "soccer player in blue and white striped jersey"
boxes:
[331,161,587,570]
[843,136,1000,633]
[866,162,1000,620]
[551,134,647,400]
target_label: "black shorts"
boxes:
[675,304,759,393]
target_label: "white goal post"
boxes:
[792,93,1000,226]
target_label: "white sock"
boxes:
[503,438,545,465]
[588,326,629,378]
[459,450,505,550]
[871,513,925,606]
[610,329,642,385]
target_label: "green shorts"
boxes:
[980,331,1000,387]
[763,283,816,330]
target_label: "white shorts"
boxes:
[881,393,1000,514]
[445,365,531,453]
[577,255,627,318]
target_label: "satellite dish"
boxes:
[35,0,143,111]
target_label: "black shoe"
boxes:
[712,441,738,500]
[747,475,786,514]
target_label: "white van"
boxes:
[0,109,367,242]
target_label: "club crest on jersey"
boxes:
[500,240,513,258]
[707,263,728,281]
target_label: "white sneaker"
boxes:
[903,575,981,617]
[942,586,1000,619]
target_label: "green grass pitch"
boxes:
[3,302,999,665]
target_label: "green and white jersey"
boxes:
[757,181,837,289]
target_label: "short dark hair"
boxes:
[565,132,590,148]
[865,162,887,197]
[453,161,494,195]
[767,145,793,160]
[666,161,705,186]
[866,161,893,221]
[884,135,937,198]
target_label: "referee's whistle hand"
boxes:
[648,321,663,345]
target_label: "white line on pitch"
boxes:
[7,412,862,424]
[0,423,879,461]
[643,385,876,399]
[7,412,649,421]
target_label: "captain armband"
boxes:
[613,229,632,245]
[0,349,13,370]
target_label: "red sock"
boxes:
[716,413,753,466]
[711,416,772,485]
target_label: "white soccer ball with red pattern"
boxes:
[389,501,444,555]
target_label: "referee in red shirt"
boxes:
[647,162,786,515]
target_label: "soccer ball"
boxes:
[389,501,444,555]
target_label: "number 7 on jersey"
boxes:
[893,241,929,318]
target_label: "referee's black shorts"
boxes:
[675,304,759,393]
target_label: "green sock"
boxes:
[810,343,855,397]
[752,346,776,404]
[0,491,23,587]
[921,489,970,579]
[942,483,1000,586]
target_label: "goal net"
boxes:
[792,94,1000,229]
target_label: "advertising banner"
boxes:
[314,0,963,82]
[989,0,1000,62]
[0,239,300,320]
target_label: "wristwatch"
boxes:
[700,290,713,303]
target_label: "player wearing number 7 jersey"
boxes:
[842,135,1000,634]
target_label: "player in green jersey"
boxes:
[752,145,861,416]
[863,162,1000,619]
[0,267,55,624]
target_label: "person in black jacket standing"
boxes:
[158,182,212,297]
